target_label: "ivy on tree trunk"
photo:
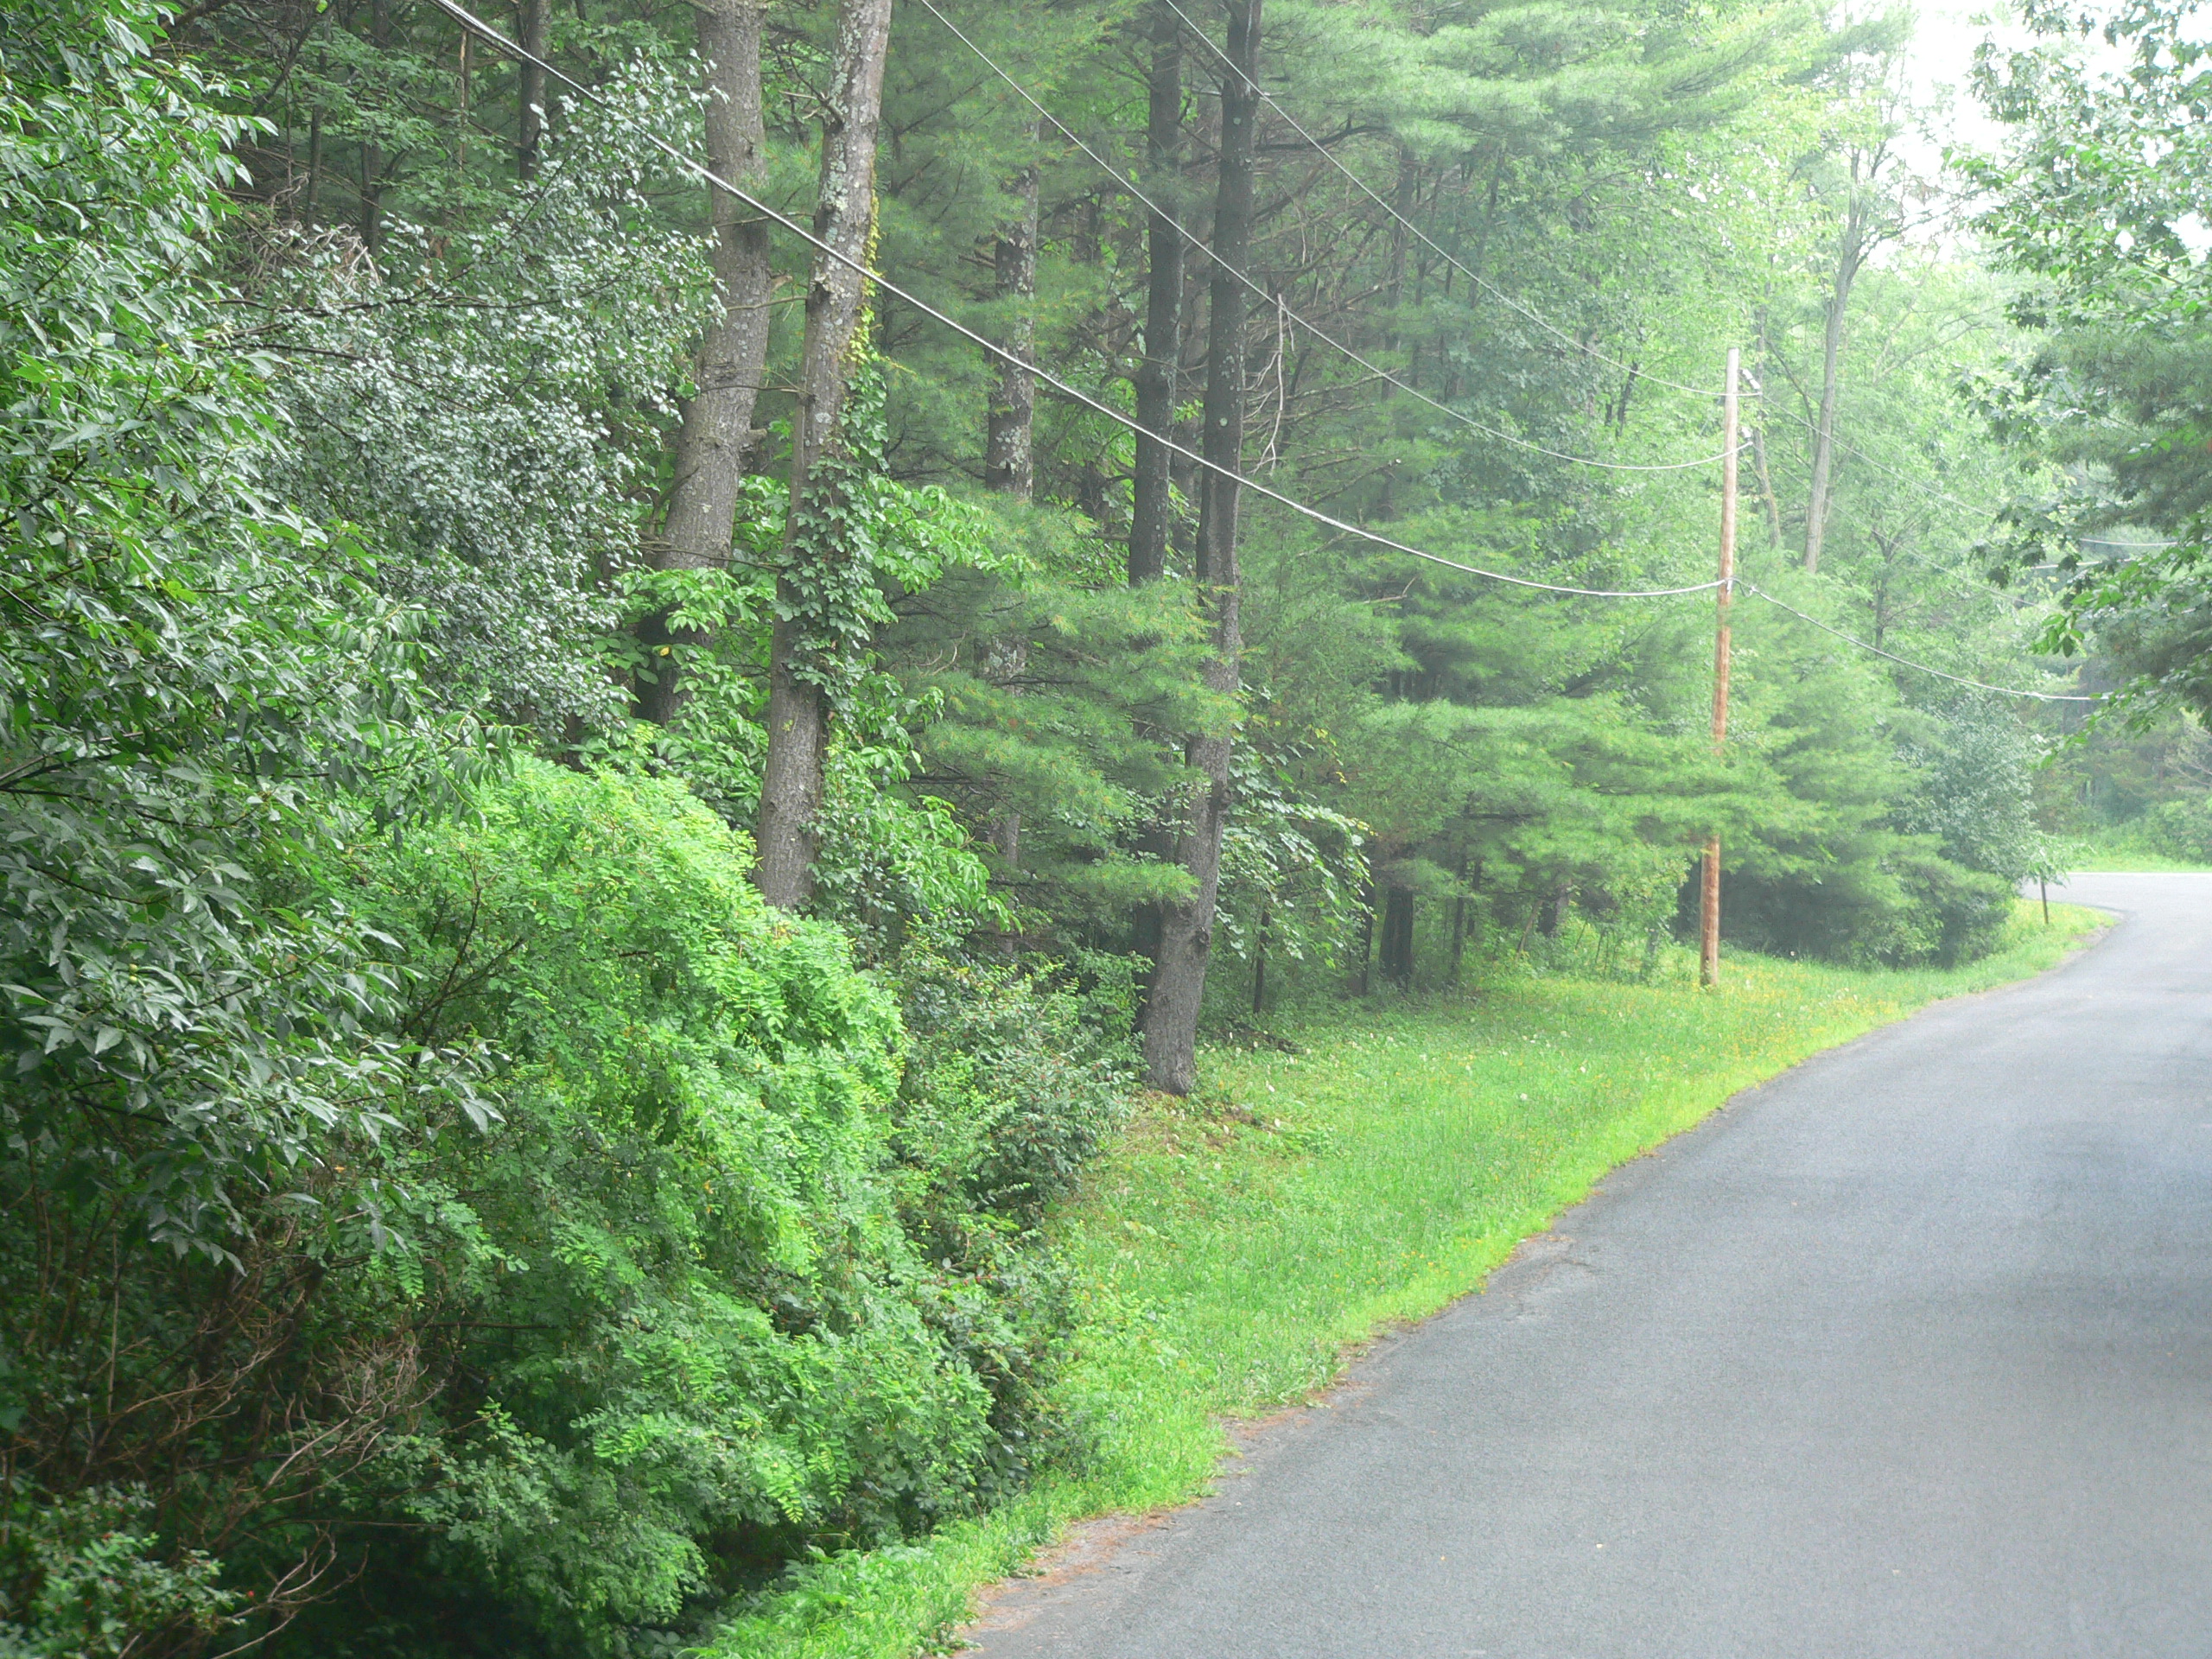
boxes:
[755,0,893,911]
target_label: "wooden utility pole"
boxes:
[1700,347,1739,989]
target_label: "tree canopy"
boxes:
[0,0,2183,1652]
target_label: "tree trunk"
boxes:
[1752,424,1783,550]
[754,0,893,912]
[636,0,772,726]
[1752,301,1784,550]
[1127,3,1185,983]
[1448,855,1473,984]
[984,123,1042,500]
[1803,207,1867,574]
[1129,3,1184,584]
[1354,879,1375,996]
[1251,899,1269,1015]
[517,0,545,181]
[1141,0,1262,1095]
[985,124,1040,871]
[1380,885,1414,987]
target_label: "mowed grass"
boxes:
[706,901,2107,1659]
[2064,844,2212,874]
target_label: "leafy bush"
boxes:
[2140,795,2212,862]
[0,1490,238,1659]
[1720,844,2014,969]
[262,763,1103,1657]
[893,955,1136,1224]
[1887,851,2019,967]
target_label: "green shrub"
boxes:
[1887,851,2018,967]
[1720,844,2014,968]
[264,762,1109,1657]
[0,1490,238,1659]
[893,956,1136,1224]
[2140,795,2212,862]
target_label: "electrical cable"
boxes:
[418,0,1732,600]
[423,0,2116,697]
[912,0,1733,474]
[1152,0,2164,603]
[1740,583,2099,702]
[1154,0,1730,402]
[930,0,2115,669]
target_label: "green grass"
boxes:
[703,901,2107,1658]
[2063,843,2212,874]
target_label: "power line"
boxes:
[912,0,1732,474]
[1150,0,2112,569]
[1155,0,1730,402]
[1742,584,2100,702]
[1151,0,2160,620]
[417,0,1726,601]
[422,0,2107,701]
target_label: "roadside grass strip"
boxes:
[704,902,2107,1658]
[2065,842,2212,874]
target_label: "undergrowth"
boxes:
[699,900,2107,1658]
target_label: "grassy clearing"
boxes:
[2063,842,2212,874]
[705,901,2107,1659]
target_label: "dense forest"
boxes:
[9,0,2212,1652]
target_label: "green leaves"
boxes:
[0,0,484,1259]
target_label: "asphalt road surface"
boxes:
[967,874,2212,1658]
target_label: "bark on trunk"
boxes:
[1250,899,1269,1015]
[1380,885,1414,987]
[637,0,772,726]
[1353,878,1375,996]
[1803,207,1867,575]
[984,123,1042,500]
[983,123,1040,865]
[754,0,893,912]
[1140,0,1261,1095]
[1129,2,1184,584]
[517,0,545,181]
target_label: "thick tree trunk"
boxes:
[984,124,1041,499]
[1128,3,1185,989]
[1353,879,1375,995]
[517,0,545,181]
[1380,885,1414,987]
[754,0,893,912]
[1141,0,1261,1095]
[1803,209,1866,574]
[637,0,772,726]
[1129,3,1184,584]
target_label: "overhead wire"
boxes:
[416,0,1726,600]
[921,0,2100,650]
[1740,584,2097,702]
[912,0,1732,474]
[420,0,2108,698]
[1154,0,1730,401]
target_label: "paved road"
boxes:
[968,874,2212,1658]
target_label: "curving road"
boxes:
[967,874,2212,1658]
